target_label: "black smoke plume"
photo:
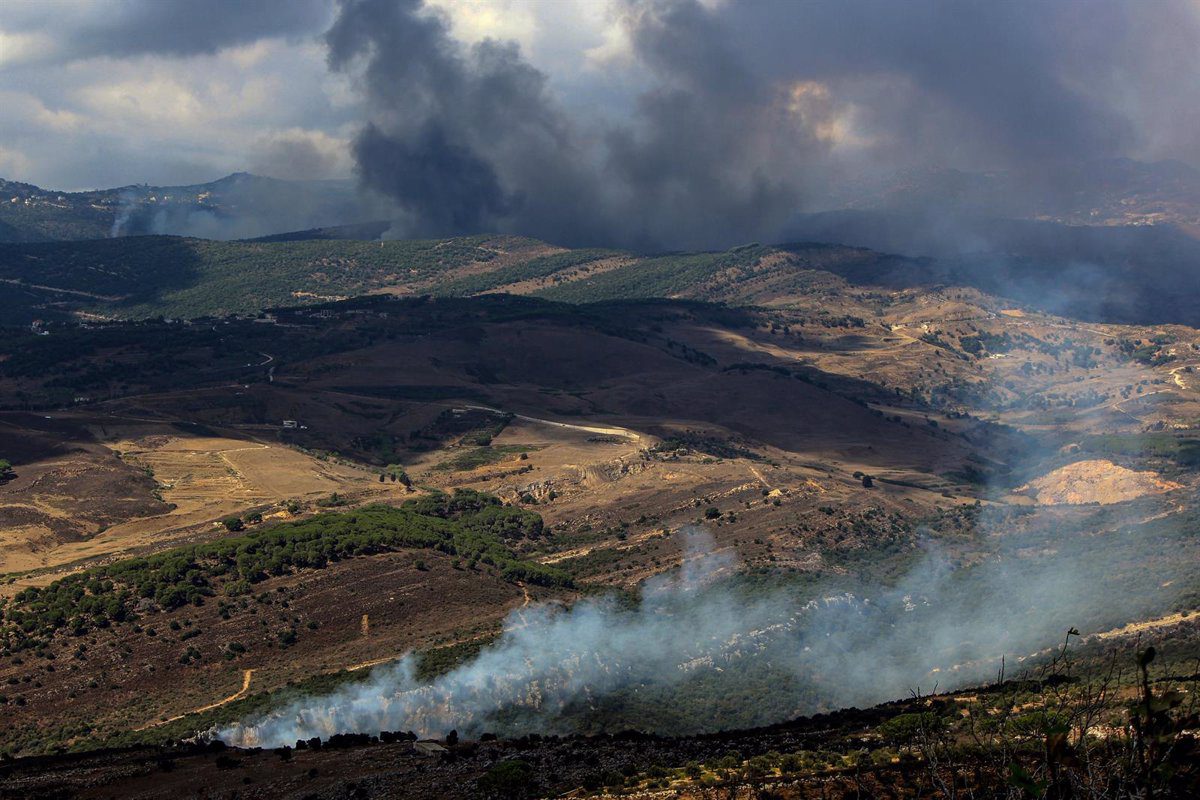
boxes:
[326,0,1200,250]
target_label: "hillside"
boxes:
[0,173,373,244]
[835,159,1200,229]
[0,233,560,321]
[5,224,1200,327]
[0,234,900,322]
[782,210,1200,325]
[8,1,1200,793]
[2,281,1199,761]
[5,640,1197,799]
[2,233,1200,791]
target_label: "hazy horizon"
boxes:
[3,0,1199,248]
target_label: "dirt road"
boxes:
[138,669,256,730]
[1168,363,1196,390]
[458,404,642,442]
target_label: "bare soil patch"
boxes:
[1017,459,1183,505]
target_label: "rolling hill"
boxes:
[2,286,1199,770]
[833,158,1200,229]
[0,173,375,244]
[5,226,1200,328]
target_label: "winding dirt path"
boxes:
[138,668,255,730]
[1168,363,1196,391]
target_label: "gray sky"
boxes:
[0,0,625,189]
[2,0,1198,245]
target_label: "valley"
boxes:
[6,2,1200,794]
[3,244,1200,771]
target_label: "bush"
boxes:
[222,517,245,533]
[878,712,944,744]
[478,759,535,797]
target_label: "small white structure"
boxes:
[413,741,448,757]
[282,420,298,429]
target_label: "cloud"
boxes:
[0,1,350,190]
[249,128,353,181]
[0,35,356,190]
[0,145,32,178]
[0,0,335,66]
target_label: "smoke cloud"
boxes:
[324,0,837,249]
[105,173,388,240]
[218,509,1191,747]
[327,0,1200,250]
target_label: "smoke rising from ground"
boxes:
[218,510,1189,748]
[105,173,388,240]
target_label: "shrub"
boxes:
[878,712,944,744]
[478,760,535,797]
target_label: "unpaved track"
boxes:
[748,464,772,489]
[139,669,255,730]
[1168,363,1197,390]
[456,403,642,442]
[1094,610,1197,640]
[0,277,124,301]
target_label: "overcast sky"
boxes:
[0,0,629,189]
[2,0,1198,246]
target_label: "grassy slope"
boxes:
[533,246,773,303]
[0,235,514,319]
[0,233,816,322]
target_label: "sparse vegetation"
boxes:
[0,491,569,652]
[0,234,512,320]
[432,445,535,472]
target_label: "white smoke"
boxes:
[215,513,1182,749]
[109,189,139,237]
[217,529,780,746]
